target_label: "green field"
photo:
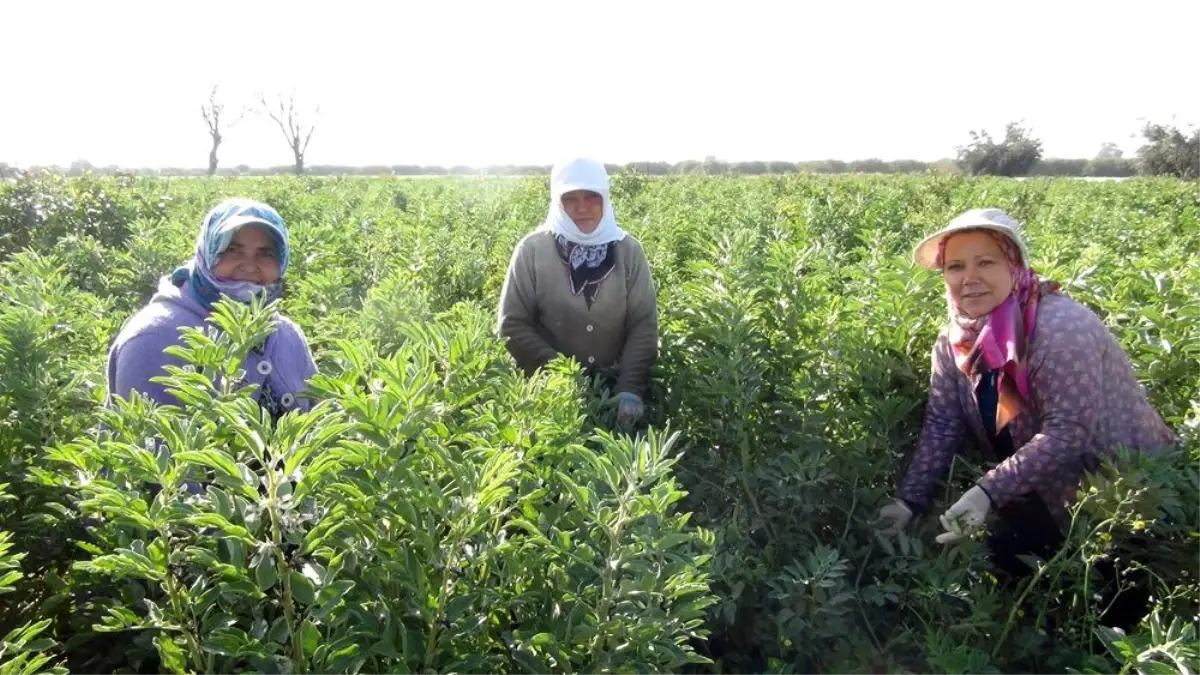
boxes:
[0,171,1197,674]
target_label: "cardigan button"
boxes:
[587,356,595,364]
[586,324,594,332]
[257,360,273,376]
[281,393,295,407]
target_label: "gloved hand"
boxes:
[876,499,914,536]
[935,485,992,544]
[615,392,644,428]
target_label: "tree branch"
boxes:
[300,107,320,155]
[258,92,296,149]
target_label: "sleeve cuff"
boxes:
[899,497,924,515]
[975,478,1001,508]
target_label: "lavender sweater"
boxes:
[106,276,319,414]
[897,293,1176,526]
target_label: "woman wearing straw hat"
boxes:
[875,207,1174,629]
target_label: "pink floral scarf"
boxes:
[937,232,1061,430]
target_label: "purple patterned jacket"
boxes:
[897,293,1176,525]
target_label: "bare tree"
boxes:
[201,86,245,176]
[258,91,319,175]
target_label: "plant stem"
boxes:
[424,539,459,670]
[266,461,305,672]
[737,435,776,542]
[852,538,883,653]
[160,549,204,670]
[591,464,641,665]
[838,477,859,545]
[991,507,1117,660]
[153,480,203,672]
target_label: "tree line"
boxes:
[952,121,1197,180]
[2,87,1196,180]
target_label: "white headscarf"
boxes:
[539,157,627,246]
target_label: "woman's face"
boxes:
[212,225,280,284]
[561,189,604,233]
[941,230,1015,318]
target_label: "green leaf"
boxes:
[201,627,253,658]
[185,512,255,542]
[154,633,189,675]
[531,631,555,647]
[289,570,316,605]
[208,485,233,520]
[512,651,545,672]
[174,449,243,483]
[311,580,355,623]
[443,593,474,623]
[0,570,21,589]
[300,620,320,657]
[255,556,279,592]
[268,616,290,645]
[501,426,518,444]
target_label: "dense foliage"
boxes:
[956,122,1045,177]
[1136,123,1200,180]
[0,171,1196,674]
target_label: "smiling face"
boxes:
[212,224,281,285]
[941,230,1015,318]
[560,189,605,233]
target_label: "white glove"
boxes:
[936,485,992,544]
[615,392,644,427]
[876,499,914,536]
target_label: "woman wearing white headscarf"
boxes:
[497,157,659,427]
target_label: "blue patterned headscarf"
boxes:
[169,198,291,310]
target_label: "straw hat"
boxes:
[913,208,1030,270]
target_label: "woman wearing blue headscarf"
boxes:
[107,198,318,420]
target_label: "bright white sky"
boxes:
[5,0,1197,169]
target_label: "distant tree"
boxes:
[258,91,320,175]
[1096,142,1124,160]
[1084,158,1137,178]
[202,86,246,177]
[623,162,669,175]
[955,122,1043,177]
[0,163,11,179]
[889,160,930,174]
[1136,122,1199,178]
[1029,158,1088,177]
[801,160,848,174]
[732,161,767,175]
[848,158,888,173]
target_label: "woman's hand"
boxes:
[876,499,914,536]
[935,485,992,544]
[615,392,644,428]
